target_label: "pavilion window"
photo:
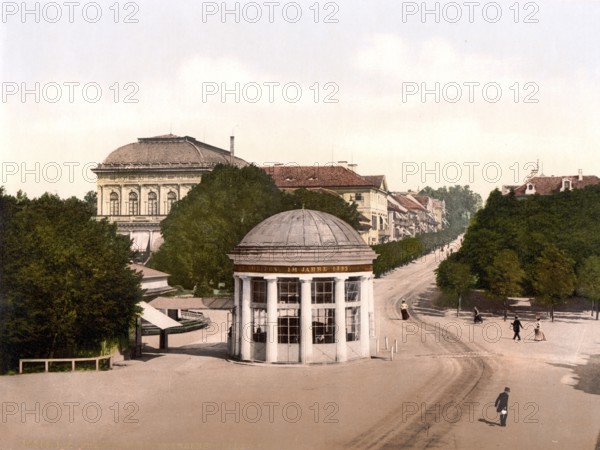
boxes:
[278,278,300,304]
[312,308,335,343]
[251,278,266,304]
[278,309,300,344]
[148,191,158,215]
[128,192,139,216]
[252,308,267,343]
[166,191,177,213]
[311,278,334,304]
[345,307,360,342]
[109,192,119,216]
[345,277,361,303]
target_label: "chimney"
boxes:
[230,136,235,157]
[337,160,348,169]
[348,163,358,172]
[578,169,583,181]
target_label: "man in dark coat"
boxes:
[495,387,510,426]
[511,316,524,341]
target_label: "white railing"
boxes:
[19,355,113,374]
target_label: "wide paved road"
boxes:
[348,241,497,449]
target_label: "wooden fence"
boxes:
[19,355,113,374]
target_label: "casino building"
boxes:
[92,134,248,253]
[228,209,378,364]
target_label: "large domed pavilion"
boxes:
[228,209,377,364]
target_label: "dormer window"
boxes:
[526,183,536,195]
[562,179,571,191]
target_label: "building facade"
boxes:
[262,164,390,245]
[92,134,247,253]
[506,170,600,198]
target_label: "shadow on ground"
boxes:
[549,354,600,396]
[478,418,502,427]
[143,342,230,360]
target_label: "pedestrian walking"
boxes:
[400,299,410,320]
[534,317,547,341]
[495,387,510,427]
[473,306,483,323]
[511,316,524,341]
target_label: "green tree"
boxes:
[83,190,98,215]
[486,249,525,321]
[577,255,600,320]
[435,255,472,316]
[150,165,363,295]
[0,192,142,372]
[532,246,576,322]
[283,188,361,229]
[419,185,482,230]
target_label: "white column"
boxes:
[265,277,278,363]
[368,276,375,337]
[240,276,251,361]
[360,275,370,357]
[335,276,348,362]
[97,186,103,216]
[300,279,313,363]
[232,275,240,357]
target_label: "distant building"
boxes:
[262,163,389,245]
[389,192,438,235]
[92,134,247,254]
[506,170,600,198]
[129,263,174,298]
[387,195,412,240]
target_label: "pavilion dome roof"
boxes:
[230,209,376,267]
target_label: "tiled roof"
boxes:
[129,263,169,279]
[414,195,430,207]
[387,195,409,214]
[512,175,600,196]
[262,165,376,189]
[363,175,386,189]
[391,193,426,211]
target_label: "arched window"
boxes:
[166,191,177,213]
[109,192,119,216]
[148,191,158,215]
[129,192,139,216]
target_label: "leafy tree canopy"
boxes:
[578,255,600,302]
[0,189,142,373]
[435,255,472,302]
[531,245,576,320]
[578,255,600,320]
[419,185,483,230]
[456,185,600,294]
[149,165,362,294]
[486,249,525,300]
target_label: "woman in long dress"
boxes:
[534,318,547,341]
[400,300,410,320]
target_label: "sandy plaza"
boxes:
[2,242,599,450]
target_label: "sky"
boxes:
[2,0,599,202]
